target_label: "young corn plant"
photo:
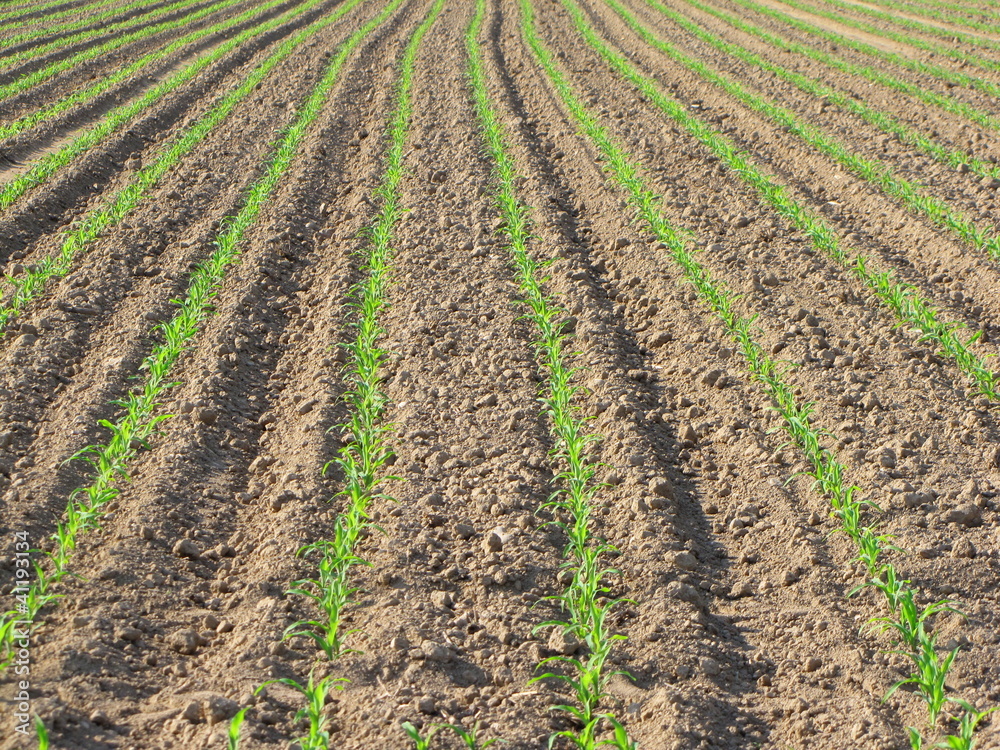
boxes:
[0,0,351,333]
[467,2,634,747]
[262,673,344,750]
[651,0,1000,184]
[520,0,995,744]
[609,0,1000,264]
[595,0,999,399]
[0,0,290,142]
[0,0,382,674]
[282,0,440,664]
[401,720,501,749]
[228,707,248,750]
[401,721,443,750]
[449,721,502,749]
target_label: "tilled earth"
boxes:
[1,0,1000,748]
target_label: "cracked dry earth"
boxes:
[1,0,1000,748]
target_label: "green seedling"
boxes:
[263,674,343,750]
[402,721,443,750]
[228,707,248,750]
[448,721,502,749]
[34,717,48,750]
[936,700,998,749]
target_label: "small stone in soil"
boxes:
[172,539,201,559]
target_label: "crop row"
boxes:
[534,0,996,745]
[276,0,410,680]
[675,0,1000,182]
[0,0,367,674]
[466,0,635,746]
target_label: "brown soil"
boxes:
[1,0,1000,748]
[799,0,1000,44]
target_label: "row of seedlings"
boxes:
[519,0,996,746]
[229,1,459,748]
[0,0,344,331]
[0,0,292,142]
[0,0,373,674]
[465,0,635,747]
[588,0,999,397]
[603,0,1000,265]
[0,0,326,212]
[0,0,261,105]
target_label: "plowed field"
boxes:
[1,0,1000,748]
